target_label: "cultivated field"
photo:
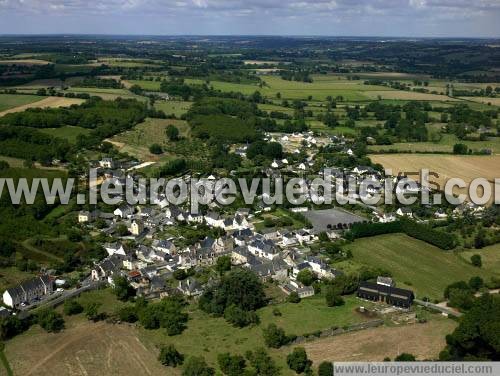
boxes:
[0,96,84,116]
[0,94,44,112]
[4,318,169,376]
[459,97,500,106]
[0,59,51,65]
[369,154,500,198]
[302,318,456,362]
[340,234,499,300]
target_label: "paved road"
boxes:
[414,299,463,317]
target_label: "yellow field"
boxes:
[0,59,51,65]
[370,154,500,200]
[459,97,500,106]
[302,318,456,362]
[5,318,169,376]
[0,97,85,117]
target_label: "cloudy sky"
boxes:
[0,0,499,37]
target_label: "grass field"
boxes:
[126,79,162,91]
[368,134,500,154]
[0,96,84,117]
[302,317,456,362]
[339,234,499,300]
[460,243,500,273]
[365,90,461,102]
[39,126,91,143]
[140,293,371,374]
[0,267,36,292]
[459,97,500,107]
[154,100,192,117]
[0,94,44,112]
[108,118,191,161]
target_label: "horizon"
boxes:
[1,0,499,38]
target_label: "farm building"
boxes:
[357,281,414,308]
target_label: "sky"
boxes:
[0,0,499,37]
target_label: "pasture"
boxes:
[0,93,44,112]
[126,79,162,91]
[365,90,461,102]
[0,96,84,116]
[340,234,499,300]
[39,126,91,143]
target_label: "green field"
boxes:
[460,244,500,273]
[39,126,91,143]
[368,133,500,154]
[0,94,43,112]
[140,293,370,373]
[338,234,499,300]
[126,79,162,91]
[154,100,192,117]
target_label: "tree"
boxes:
[296,269,315,286]
[245,348,280,376]
[394,353,416,361]
[216,255,232,275]
[468,276,484,291]
[217,353,246,376]
[471,254,482,267]
[113,275,135,301]
[440,294,500,360]
[63,299,84,316]
[37,308,64,333]
[166,124,180,141]
[318,361,333,376]
[448,289,475,311]
[263,324,290,349]
[115,223,129,236]
[288,291,301,304]
[287,347,312,374]
[149,143,163,155]
[224,305,259,328]
[158,345,184,367]
[118,306,138,323]
[325,286,345,307]
[173,269,187,280]
[182,356,215,376]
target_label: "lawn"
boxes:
[460,243,500,274]
[338,234,499,300]
[0,93,43,112]
[154,100,193,117]
[39,126,91,143]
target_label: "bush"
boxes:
[118,306,138,323]
[224,305,259,328]
[296,269,315,286]
[37,308,65,333]
[182,356,215,376]
[288,291,301,303]
[149,143,163,154]
[470,254,482,267]
[158,344,184,367]
[325,286,345,307]
[63,299,84,316]
[262,324,292,349]
[217,353,246,376]
[318,361,333,376]
[394,353,416,361]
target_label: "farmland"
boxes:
[0,93,44,112]
[0,96,85,116]
[39,126,91,143]
[338,234,499,300]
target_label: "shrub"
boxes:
[63,299,84,316]
[158,344,184,367]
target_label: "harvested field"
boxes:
[0,59,51,65]
[302,318,456,362]
[0,96,84,116]
[5,319,169,376]
[370,154,500,200]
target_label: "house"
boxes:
[91,254,124,282]
[434,209,448,219]
[99,157,115,169]
[377,276,395,287]
[205,211,224,228]
[396,207,413,218]
[104,242,127,256]
[129,219,144,236]
[177,277,202,297]
[2,275,54,308]
[248,238,280,260]
[114,205,134,219]
[152,239,176,254]
[78,210,98,223]
[231,246,255,265]
[246,259,288,282]
[357,281,414,308]
[281,281,315,298]
[296,229,314,244]
[281,231,298,246]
